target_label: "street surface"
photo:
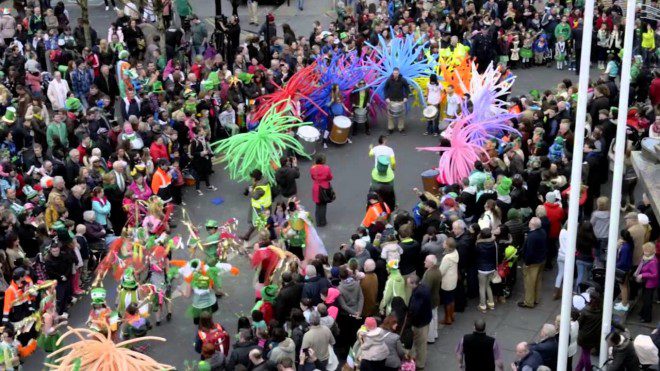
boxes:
[21,0,653,369]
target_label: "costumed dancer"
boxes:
[0,325,20,371]
[37,293,67,363]
[146,246,173,326]
[201,220,225,297]
[2,268,38,358]
[250,230,280,295]
[369,155,396,211]
[281,200,327,265]
[87,287,117,335]
[115,50,133,99]
[281,211,306,261]
[116,267,142,317]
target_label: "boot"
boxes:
[553,287,561,301]
[440,304,453,325]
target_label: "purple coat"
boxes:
[639,257,659,289]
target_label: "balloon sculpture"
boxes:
[211,101,312,183]
[44,323,174,370]
[362,31,434,106]
[417,62,519,185]
[253,64,323,121]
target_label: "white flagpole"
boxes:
[557,0,596,369]
[599,0,637,365]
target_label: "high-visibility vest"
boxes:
[251,184,272,210]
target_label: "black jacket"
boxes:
[274,165,300,198]
[408,284,432,327]
[274,281,303,322]
[65,193,85,226]
[302,276,330,306]
[608,337,640,371]
[226,340,261,370]
[383,76,409,101]
[531,336,558,370]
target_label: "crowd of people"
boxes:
[0,0,654,369]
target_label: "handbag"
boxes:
[491,242,502,284]
[319,186,336,203]
[615,268,627,283]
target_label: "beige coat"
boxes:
[439,249,459,291]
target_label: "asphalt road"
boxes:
[21,0,629,369]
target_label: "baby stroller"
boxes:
[500,245,518,298]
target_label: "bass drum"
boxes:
[330,116,352,144]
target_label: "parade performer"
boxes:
[44,325,174,370]
[0,326,20,370]
[173,259,239,325]
[115,50,133,99]
[252,284,278,325]
[37,296,67,362]
[281,200,326,265]
[146,246,173,326]
[369,155,396,211]
[281,212,306,261]
[87,287,116,335]
[116,267,141,317]
[379,260,406,314]
[211,102,311,184]
[202,220,221,266]
[362,192,391,230]
[251,230,280,293]
[2,268,38,357]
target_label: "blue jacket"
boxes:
[616,242,633,272]
[518,349,543,371]
[531,336,558,370]
[475,237,497,272]
[522,228,547,265]
[302,275,330,306]
[408,284,432,328]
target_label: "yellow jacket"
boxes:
[642,30,655,50]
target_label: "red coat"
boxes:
[150,142,169,161]
[544,202,566,239]
[260,301,274,325]
[650,78,660,106]
[310,164,333,204]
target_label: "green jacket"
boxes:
[46,122,68,148]
[379,269,407,313]
[174,0,193,17]
[554,23,571,41]
[204,233,220,266]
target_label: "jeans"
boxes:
[554,258,564,289]
[297,0,304,9]
[315,202,327,226]
[426,118,439,134]
[477,271,494,307]
[56,279,72,315]
[641,286,654,322]
[575,260,593,292]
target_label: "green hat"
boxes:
[261,284,278,303]
[51,220,66,230]
[90,287,107,304]
[198,361,211,371]
[151,81,165,94]
[9,203,24,215]
[237,72,254,85]
[504,245,518,261]
[57,65,68,75]
[371,155,394,183]
[65,97,83,112]
[340,32,348,39]
[507,208,521,220]
[497,177,512,196]
[121,267,137,289]
[118,50,130,60]
[22,185,38,199]
[205,219,219,229]
[1,107,15,123]
[529,89,540,100]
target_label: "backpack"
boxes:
[199,324,230,356]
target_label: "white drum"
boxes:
[330,115,352,144]
[353,107,368,124]
[388,101,405,117]
[423,106,438,120]
[297,125,320,156]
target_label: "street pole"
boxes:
[215,0,222,16]
[556,0,596,369]
[599,0,637,366]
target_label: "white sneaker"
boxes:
[105,6,109,10]
[323,143,328,149]
[614,303,629,311]
[114,6,119,11]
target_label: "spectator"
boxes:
[456,319,504,371]
[519,218,547,309]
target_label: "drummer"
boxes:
[326,84,351,148]
[425,74,442,136]
[350,80,371,136]
[383,68,410,135]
